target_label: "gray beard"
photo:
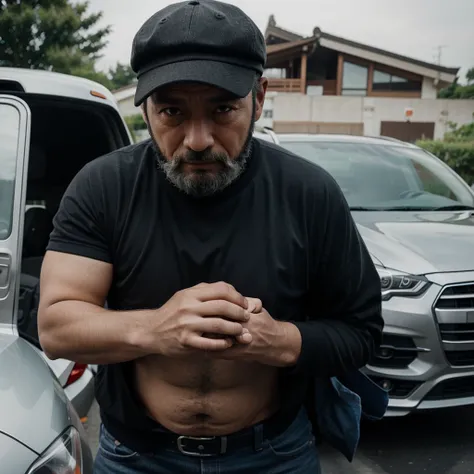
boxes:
[154,132,253,198]
[147,101,256,198]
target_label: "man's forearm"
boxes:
[39,300,154,364]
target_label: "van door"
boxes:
[0,95,31,328]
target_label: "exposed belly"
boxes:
[134,354,280,436]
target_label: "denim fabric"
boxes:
[93,408,321,474]
[338,370,389,421]
[313,370,389,462]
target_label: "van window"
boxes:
[0,104,19,240]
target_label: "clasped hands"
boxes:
[140,281,300,367]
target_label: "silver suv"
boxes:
[256,128,474,416]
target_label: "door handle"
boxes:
[0,263,9,287]
[0,254,11,297]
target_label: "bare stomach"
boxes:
[134,354,280,436]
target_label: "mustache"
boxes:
[177,150,229,165]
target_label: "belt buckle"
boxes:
[177,435,227,457]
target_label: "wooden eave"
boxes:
[265,38,318,68]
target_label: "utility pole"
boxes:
[436,45,447,67]
[434,45,449,135]
[434,45,447,87]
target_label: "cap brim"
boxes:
[134,59,256,106]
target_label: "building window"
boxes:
[373,69,421,92]
[263,110,273,119]
[342,61,368,96]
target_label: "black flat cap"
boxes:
[130,0,266,106]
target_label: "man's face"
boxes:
[143,79,267,197]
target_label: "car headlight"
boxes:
[27,426,82,474]
[375,265,430,301]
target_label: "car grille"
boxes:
[435,283,474,367]
[444,350,474,366]
[435,282,474,310]
[425,376,474,401]
[438,323,474,342]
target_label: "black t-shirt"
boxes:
[47,137,383,442]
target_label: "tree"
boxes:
[467,68,474,84]
[124,113,147,142]
[438,68,474,99]
[444,119,474,143]
[0,0,112,87]
[108,62,136,90]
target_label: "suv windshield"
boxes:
[0,104,19,239]
[279,141,474,210]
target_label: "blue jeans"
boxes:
[93,408,321,473]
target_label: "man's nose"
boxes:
[183,121,215,152]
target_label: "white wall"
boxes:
[421,77,438,99]
[273,94,474,140]
[256,91,277,129]
[118,95,141,117]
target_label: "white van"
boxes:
[0,67,133,473]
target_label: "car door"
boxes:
[0,95,31,330]
[0,95,80,383]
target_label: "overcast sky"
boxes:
[87,0,474,82]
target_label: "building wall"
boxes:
[272,94,474,140]
[118,95,140,117]
[421,77,437,99]
[256,91,277,129]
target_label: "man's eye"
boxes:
[162,107,182,116]
[215,105,233,114]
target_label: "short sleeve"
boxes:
[46,162,113,263]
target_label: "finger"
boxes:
[193,281,248,309]
[208,344,244,359]
[197,300,250,322]
[186,334,233,351]
[192,317,245,337]
[203,333,237,345]
[246,297,262,313]
[235,328,252,345]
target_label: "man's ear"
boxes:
[253,77,268,122]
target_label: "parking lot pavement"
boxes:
[84,401,474,473]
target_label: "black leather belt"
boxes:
[168,433,243,457]
[149,409,298,457]
[102,406,300,457]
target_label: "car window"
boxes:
[0,104,20,239]
[411,161,457,200]
[279,141,474,210]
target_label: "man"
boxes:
[38,1,383,473]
